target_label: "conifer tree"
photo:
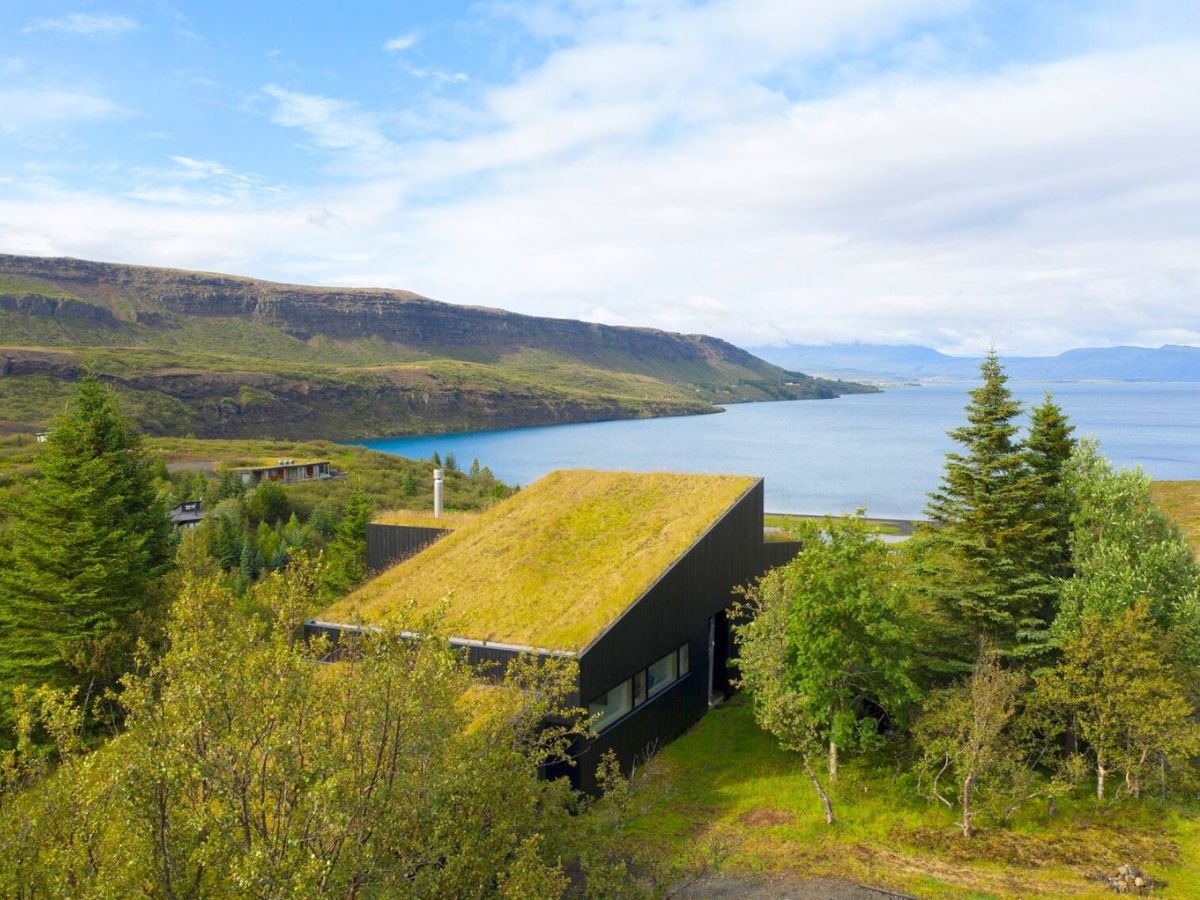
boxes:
[909,352,1049,666]
[321,489,373,598]
[0,377,172,729]
[1024,393,1076,583]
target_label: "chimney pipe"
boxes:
[433,468,444,518]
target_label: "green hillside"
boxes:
[0,254,873,439]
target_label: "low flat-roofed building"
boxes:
[230,458,331,485]
[168,500,207,528]
[309,469,801,792]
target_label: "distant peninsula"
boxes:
[0,254,872,439]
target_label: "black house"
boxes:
[308,470,799,793]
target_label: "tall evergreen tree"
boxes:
[909,352,1049,667]
[1024,393,1076,583]
[320,489,373,598]
[0,377,173,729]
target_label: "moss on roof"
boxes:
[372,509,481,529]
[229,457,329,471]
[321,470,758,651]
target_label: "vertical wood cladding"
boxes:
[366,523,450,572]
[573,480,792,793]
[323,481,801,795]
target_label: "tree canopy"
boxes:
[0,377,172,733]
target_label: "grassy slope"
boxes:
[1150,481,1200,556]
[627,694,1199,899]
[0,256,873,439]
[0,435,510,535]
[322,471,757,651]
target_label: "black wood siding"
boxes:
[574,480,776,793]
[762,539,804,569]
[366,523,450,572]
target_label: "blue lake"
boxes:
[354,382,1200,519]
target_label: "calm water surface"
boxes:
[355,382,1200,519]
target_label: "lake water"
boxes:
[354,382,1200,519]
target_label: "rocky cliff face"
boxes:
[0,254,872,438]
[0,254,775,376]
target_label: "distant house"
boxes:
[35,431,49,443]
[307,469,801,793]
[230,458,331,486]
[168,500,207,528]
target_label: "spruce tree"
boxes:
[910,352,1049,667]
[321,489,373,598]
[1024,393,1076,583]
[0,377,173,728]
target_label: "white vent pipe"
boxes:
[433,468,444,518]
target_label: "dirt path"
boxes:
[673,874,916,899]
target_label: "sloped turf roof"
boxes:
[320,470,758,651]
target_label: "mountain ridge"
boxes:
[747,342,1200,383]
[0,254,872,438]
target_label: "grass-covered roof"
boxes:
[320,470,758,651]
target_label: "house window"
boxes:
[588,679,632,733]
[647,650,678,698]
[588,641,694,734]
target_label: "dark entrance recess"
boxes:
[708,609,732,705]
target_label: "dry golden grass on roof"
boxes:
[372,509,482,529]
[321,470,757,651]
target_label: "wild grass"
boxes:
[1150,480,1200,556]
[146,437,511,517]
[625,694,1200,898]
[322,470,758,650]
[372,509,482,529]
[764,512,904,535]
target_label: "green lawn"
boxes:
[623,695,1200,898]
[764,512,905,536]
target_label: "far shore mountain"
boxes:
[745,343,1200,383]
[0,254,872,439]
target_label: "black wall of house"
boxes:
[762,539,804,569]
[366,523,451,572]
[573,480,778,793]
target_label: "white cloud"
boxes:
[4,1,1199,355]
[262,85,395,160]
[383,32,419,52]
[23,13,139,36]
[0,88,128,133]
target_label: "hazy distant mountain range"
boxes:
[745,343,1200,383]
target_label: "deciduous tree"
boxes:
[914,641,1025,837]
[734,515,918,824]
[1036,602,1200,800]
[1055,441,1200,661]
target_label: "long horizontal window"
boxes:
[587,642,691,734]
[588,679,632,733]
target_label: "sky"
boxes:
[1,0,1198,356]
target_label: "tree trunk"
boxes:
[805,762,835,826]
[1096,762,1107,800]
[960,772,975,839]
[829,740,838,784]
